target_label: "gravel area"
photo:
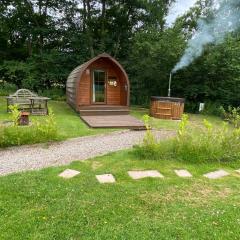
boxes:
[0,129,175,176]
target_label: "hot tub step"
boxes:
[156,107,171,110]
[155,113,171,116]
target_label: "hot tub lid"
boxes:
[151,96,185,103]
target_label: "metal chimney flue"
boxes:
[168,72,172,97]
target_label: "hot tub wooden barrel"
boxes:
[150,96,185,120]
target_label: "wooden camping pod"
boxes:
[66,53,130,113]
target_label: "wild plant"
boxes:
[134,112,240,163]
[221,106,240,128]
[133,114,159,159]
[142,114,156,146]
[230,107,240,128]
[32,108,57,141]
[177,114,189,141]
[0,108,58,147]
[8,104,20,126]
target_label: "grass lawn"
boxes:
[0,97,239,239]
[131,105,225,131]
[0,150,240,239]
[0,97,182,134]
[0,96,225,141]
[0,97,116,139]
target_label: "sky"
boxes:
[166,0,198,25]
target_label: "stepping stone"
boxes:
[96,174,116,183]
[174,169,192,178]
[203,170,229,179]
[59,169,80,179]
[128,170,164,180]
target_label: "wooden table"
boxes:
[29,97,51,115]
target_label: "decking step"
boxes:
[79,109,130,116]
[79,105,129,110]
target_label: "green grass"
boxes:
[48,101,116,139]
[1,98,169,140]
[131,105,225,131]
[0,96,226,143]
[0,97,177,141]
[130,106,180,130]
[0,150,240,239]
[0,97,116,139]
[0,98,239,239]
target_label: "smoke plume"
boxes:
[172,0,240,73]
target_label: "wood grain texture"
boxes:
[150,99,184,120]
[78,71,91,105]
[81,115,145,129]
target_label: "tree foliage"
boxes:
[0,0,239,108]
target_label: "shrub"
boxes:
[39,88,66,101]
[8,104,21,126]
[0,109,58,147]
[184,101,199,113]
[134,114,240,163]
[0,61,29,89]
[200,101,223,116]
[32,109,57,141]
[0,82,17,96]
[220,106,240,128]
[137,114,159,159]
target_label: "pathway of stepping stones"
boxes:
[59,169,80,179]
[128,170,164,179]
[203,170,230,179]
[96,174,116,183]
[59,168,240,183]
[174,169,192,178]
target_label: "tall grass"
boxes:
[135,114,240,163]
[0,109,57,147]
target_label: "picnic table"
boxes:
[29,96,50,115]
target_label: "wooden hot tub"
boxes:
[150,96,185,120]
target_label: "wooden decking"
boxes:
[79,105,145,129]
[81,115,145,129]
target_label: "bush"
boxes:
[220,106,240,128]
[200,101,223,116]
[184,101,199,113]
[138,114,159,158]
[0,109,58,147]
[0,82,17,96]
[0,61,29,89]
[39,88,66,101]
[134,114,240,163]
[8,104,20,126]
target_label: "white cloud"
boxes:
[166,0,198,25]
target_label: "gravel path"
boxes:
[0,130,175,176]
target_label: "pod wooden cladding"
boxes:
[66,53,130,112]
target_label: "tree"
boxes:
[0,0,240,109]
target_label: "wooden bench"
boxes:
[6,89,38,112]
[6,89,50,115]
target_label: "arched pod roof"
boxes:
[66,53,130,111]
